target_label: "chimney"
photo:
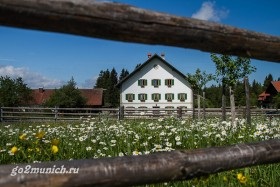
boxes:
[147,53,152,58]
[161,53,165,59]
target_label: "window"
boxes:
[178,93,187,101]
[138,79,147,87]
[165,93,174,101]
[125,93,135,102]
[152,93,161,102]
[138,93,147,102]
[165,79,174,87]
[151,79,161,87]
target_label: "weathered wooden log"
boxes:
[0,139,280,187]
[0,0,280,62]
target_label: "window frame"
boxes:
[138,79,147,88]
[125,93,135,102]
[165,79,174,87]
[151,79,161,87]
[165,93,174,102]
[138,93,147,102]
[178,93,187,101]
[152,93,161,102]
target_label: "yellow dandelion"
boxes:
[10,146,18,154]
[35,131,45,139]
[237,173,247,184]
[223,176,228,182]
[19,133,27,140]
[51,139,59,146]
[51,145,59,154]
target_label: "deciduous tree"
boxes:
[211,54,256,123]
[0,76,32,107]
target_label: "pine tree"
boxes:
[45,77,86,108]
[107,68,119,107]
[263,74,273,88]
[119,68,129,82]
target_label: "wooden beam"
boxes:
[1,139,280,187]
[0,0,280,62]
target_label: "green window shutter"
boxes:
[185,94,187,100]
[172,79,174,85]
[138,80,140,86]
[159,94,161,100]
[144,79,147,86]
[159,79,161,86]
[165,79,167,85]
[151,79,154,86]
[172,93,174,100]
[152,94,154,100]
[145,94,148,100]
[126,94,128,100]
[132,94,135,100]
[138,94,141,100]
[165,94,167,100]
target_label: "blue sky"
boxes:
[0,0,279,88]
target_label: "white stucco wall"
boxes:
[120,57,193,109]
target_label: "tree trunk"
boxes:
[229,86,236,124]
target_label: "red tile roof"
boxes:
[31,88,103,107]
[79,89,103,106]
[31,88,54,105]
[271,81,280,92]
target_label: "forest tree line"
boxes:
[0,54,279,108]
[95,66,279,108]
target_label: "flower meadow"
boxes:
[1,116,280,186]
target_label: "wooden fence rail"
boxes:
[0,139,280,187]
[0,0,280,62]
[0,107,278,122]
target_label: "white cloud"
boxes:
[80,76,98,88]
[0,65,65,88]
[191,1,229,22]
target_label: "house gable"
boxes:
[258,81,280,107]
[117,54,193,109]
[117,54,192,88]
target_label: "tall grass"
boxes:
[0,116,279,186]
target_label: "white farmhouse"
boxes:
[117,53,193,111]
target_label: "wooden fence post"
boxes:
[203,91,206,120]
[119,106,124,120]
[192,92,195,120]
[244,77,251,126]
[0,107,2,122]
[54,106,58,121]
[177,107,182,118]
